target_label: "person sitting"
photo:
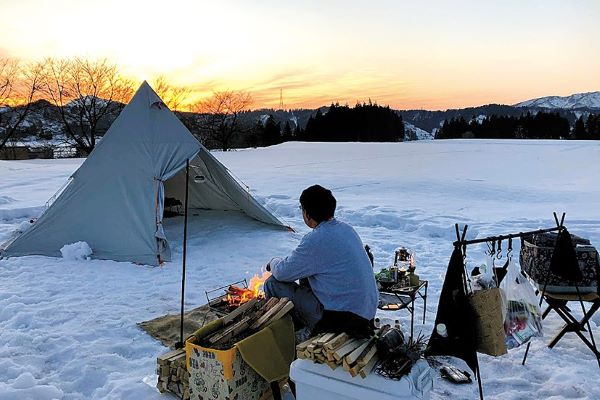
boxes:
[264,184,378,338]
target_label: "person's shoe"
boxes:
[294,327,312,344]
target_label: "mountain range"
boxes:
[2,91,599,146]
[398,91,600,134]
[514,91,600,109]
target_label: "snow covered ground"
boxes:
[1,139,600,400]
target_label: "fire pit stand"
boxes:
[204,279,249,318]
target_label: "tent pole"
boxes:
[177,159,190,349]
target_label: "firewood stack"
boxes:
[156,349,189,399]
[155,297,293,399]
[189,297,294,349]
[296,327,390,379]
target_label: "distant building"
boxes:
[0,146,29,160]
[0,145,54,160]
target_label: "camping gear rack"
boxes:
[451,212,567,400]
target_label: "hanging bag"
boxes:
[499,258,543,349]
[469,255,507,356]
[470,287,507,356]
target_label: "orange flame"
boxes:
[248,271,271,297]
[225,271,271,308]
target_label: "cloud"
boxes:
[242,67,416,109]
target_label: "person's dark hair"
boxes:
[299,185,336,223]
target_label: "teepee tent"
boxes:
[2,82,286,266]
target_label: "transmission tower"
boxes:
[279,88,284,110]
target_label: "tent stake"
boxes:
[177,159,190,349]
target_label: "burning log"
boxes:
[225,285,257,308]
[221,297,259,325]
[224,271,272,309]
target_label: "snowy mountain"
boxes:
[65,95,115,110]
[1,98,122,146]
[404,121,434,140]
[0,100,64,139]
[514,91,600,109]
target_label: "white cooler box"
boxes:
[290,359,433,400]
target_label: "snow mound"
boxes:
[17,220,34,233]
[12,372,36,389]
[404,122,434,140]
[60,241,92,260]
[0,383,64,400]
[0,372,64,400]
[0,206,44,224]
[0,195,16,205]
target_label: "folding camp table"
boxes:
[378,280,428,338]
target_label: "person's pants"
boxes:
[264,276,323,330]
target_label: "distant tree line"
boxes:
[298,102,405,142]
[4,55,598,157]
[572,115,600,140]
[399,104,584,134]
[436,112,573,139]
[0,56,263,154]
[2,56,405,155]
[253,116,296,147]
[0,58,44,150]
[401,104,526,133]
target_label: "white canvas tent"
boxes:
[2,82,287,266]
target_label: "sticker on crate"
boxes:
[187,345,269,400]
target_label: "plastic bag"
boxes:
[499,258,543,349]
[471,255,498,290]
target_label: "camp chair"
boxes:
[540,290,600,363]
[522,229,600,367]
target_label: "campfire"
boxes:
[225,271,271,309]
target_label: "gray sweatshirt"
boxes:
[270,218,378,320]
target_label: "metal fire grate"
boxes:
[205,279,249,316]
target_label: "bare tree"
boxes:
[191,90,253,151]
[0,58,44,150]
[151,76,190,112]
[42,58,133,155]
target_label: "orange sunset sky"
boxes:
[1,0,599,110]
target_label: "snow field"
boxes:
[1,139,600,399]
